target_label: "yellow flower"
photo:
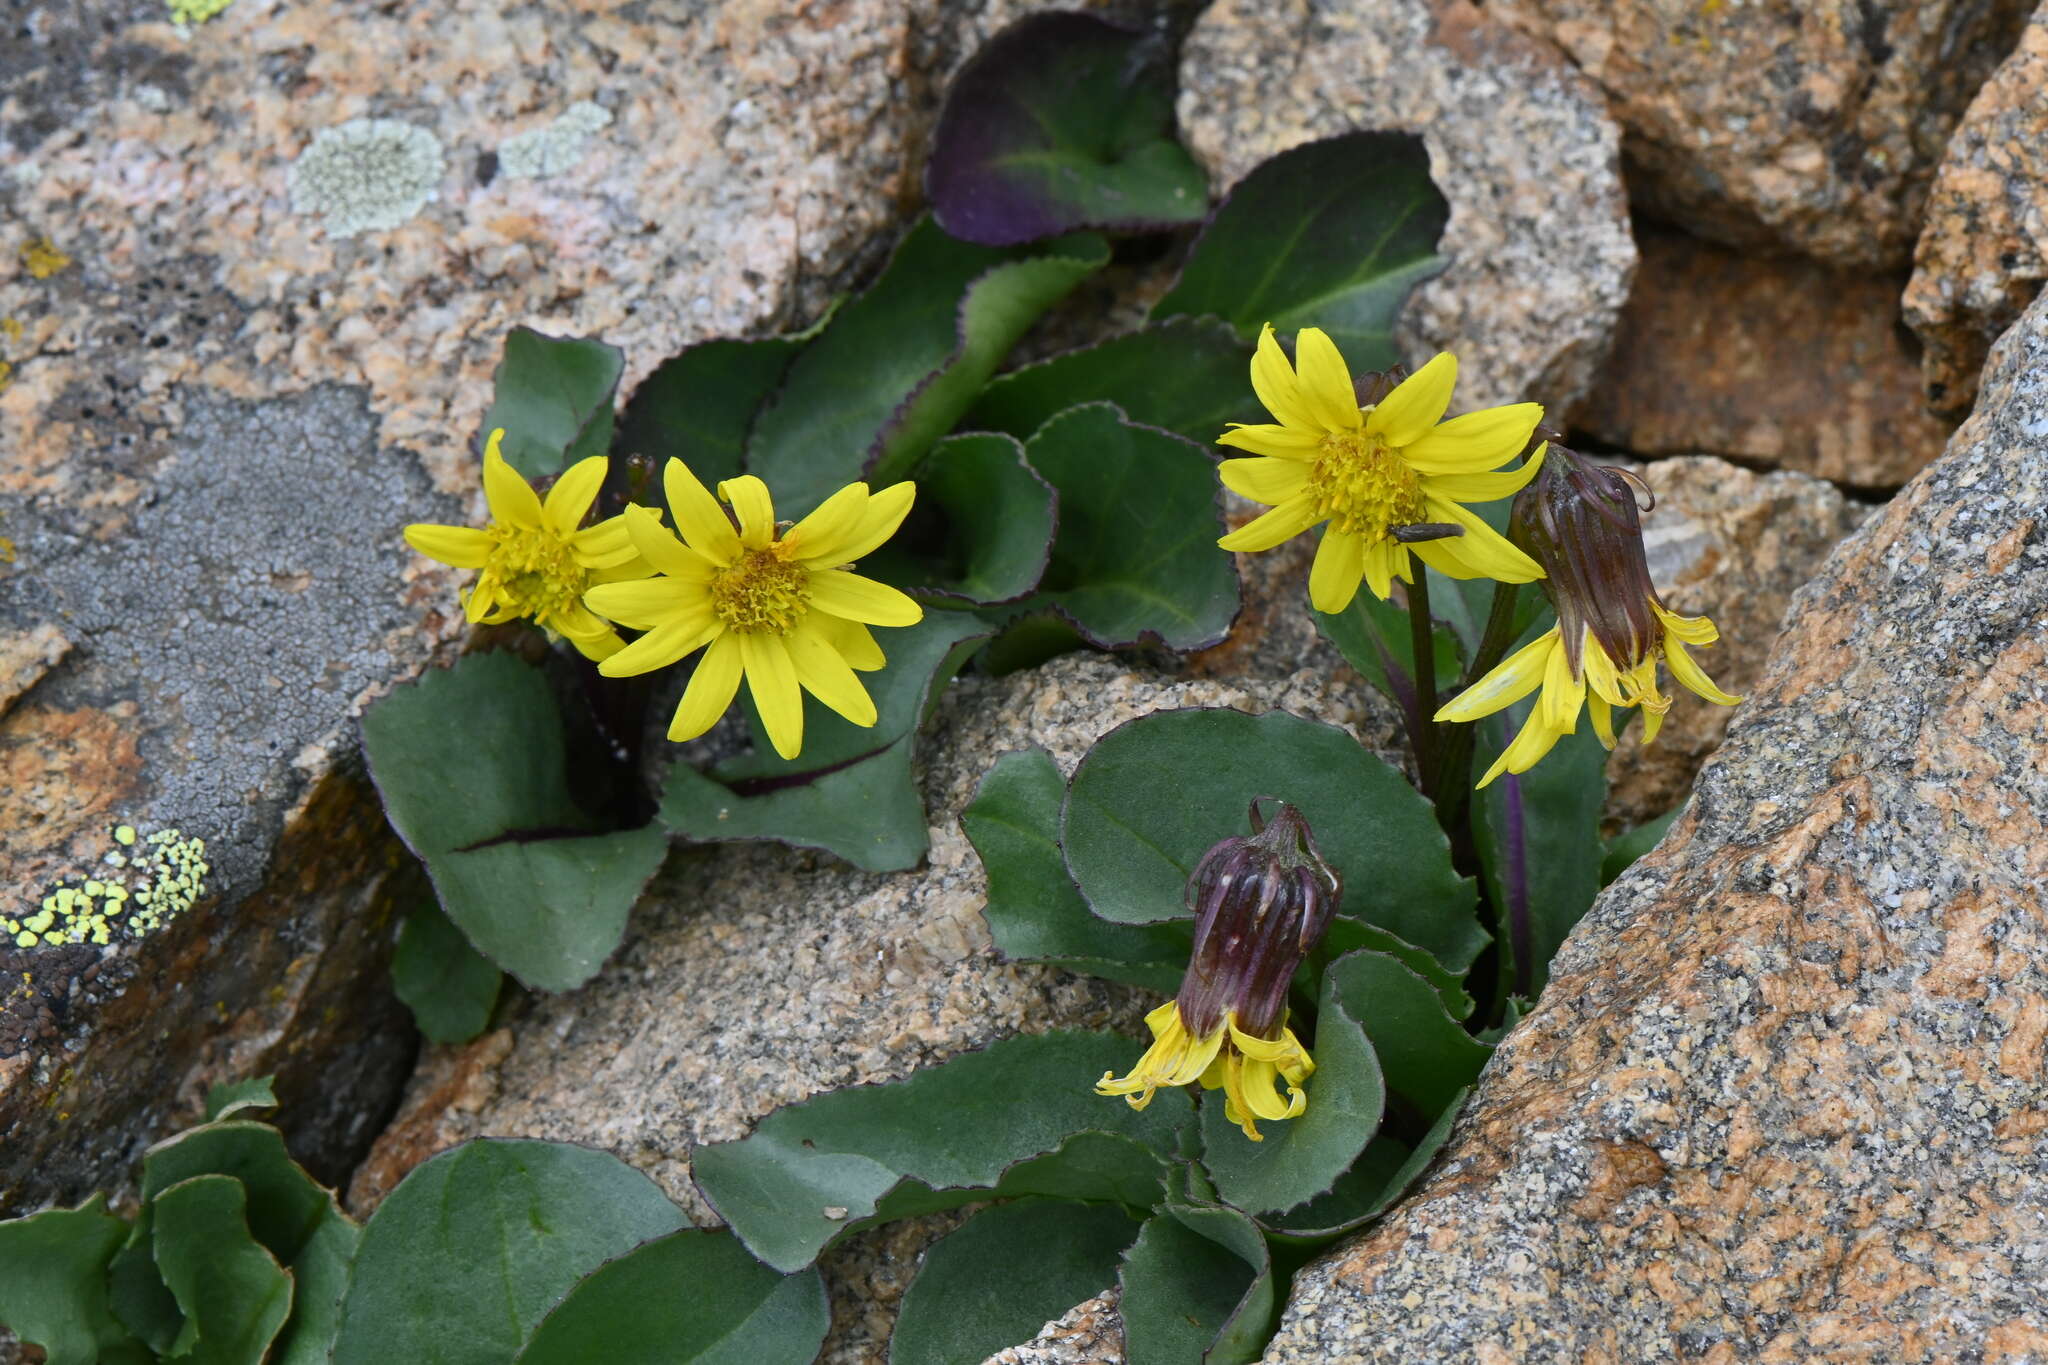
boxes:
[585,460,922,760]
[1097,1001,1315,1142]
[404,429,651,661]
[1436,603,1739,788]
[1216,326,1547,612]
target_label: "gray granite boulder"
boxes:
[1261,263,2048,1364]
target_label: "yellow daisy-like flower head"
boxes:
[1096,799,1337,1141]
[1434,445,1740,786]
[1217,325,1549,613]
[585,460,922,761]
[404,428,652,661]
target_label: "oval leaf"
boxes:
[858,432,1055,606]
[1116,1202,1273,1365]
[484,328,625,480]
[963,317,1254,445]
[153,1176,293,1365]
[927,12,1206,246]
[515,1229,828,1365]
[1152,131,1448,371]
[1061,708,1484,971]
[392,899,504,1044]
[0,1198,136,1365]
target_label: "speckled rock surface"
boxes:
[1602,456,1871,833]
[1261,287,2048,1363]
[1572,227,1954,488]
[1903,3,2048,418]
[1175,0,1636,410]
[1491,0,2031,268]
[348,653,1400,1360]
[0,0,1117,1213]
[983,1289,1124,1365]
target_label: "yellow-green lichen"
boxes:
[8,826,209,949]
[20,239,70,280]
[169,0,235,25]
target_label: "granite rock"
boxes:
[1261,281,2048,1362]
[1572,227,1955,489]
[348,653,1402,1358]
[1176,0,1636,410]
[1603,456,1872,833]
[1491,0,2031,268]
[0,0,1113,1211]
[1903,3,2048,418]
[982,1289,1125,1365]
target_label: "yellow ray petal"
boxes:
[404,523,492,568]
[1422,495,1545,582]
[574,513,665,571]
[544,455,608,536]
[741,632,805,759]
[1366,352,1456,447]
[780,482,869,565]
[787,618,879,727]
[1292,327,1362,432]
[811,613,886,670]
[807,569,923,627]
[1250,324,1318,431]
[1217,423,1322,460]
[481,434,543,530]
[719,475,778,551]
[1309,526,1367,613]
[624,504,720,580]
[1217,493,1321,553]
[1536,636,1586,735]
[1401,402,1545,474]
[598,613,721,678]
[1476,706,1566,788]
[816,480,916,566]
[1219,456,1312,506]
[1664,637,1741,706]
[667,631,745,742]
[664,460,741,565]
[1436,627,1558,722]
[552,605,625,661]
[1419,442,1547,502]
[1362,536,1399,601]
[1587,693,1617,748]
[1654,603,1721,646]
[583,578,707,631]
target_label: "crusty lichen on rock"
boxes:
[6,825,210,948]
[499,100,614,180]
[288,118,446,238]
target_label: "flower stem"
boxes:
[1405,568,1437,804]
[1428,579,1525,829]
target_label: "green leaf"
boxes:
[1061,708,1484,971]
[1152,131,1448,371]
[1261,1089,1467,1242]
[693,1031,1190,1273]
[331,1140,689,1365]
[108,1213,181,1355]
[1013,404,1241,650]
[141,1122,333,1263]
[271,1204,360,1365]
[0,1197,138,1365]
[1117,1203,1274,1365]
[1475,719,1607,998]
[926,12,1206,246]
[746,216,1107,517]
[204,1074,277,1123]
[1319,918,1470,1018]
[515,1229,829,1365]
[659,616,991,872]
[152,1176,293,1365]
[890,1199,1140,1365]
[613,334,807,487]
[484,327,626,479]
[964,318,1254,446]
[1327,950,1490,1116]
[1603,801,1685,885]
[961,748,1188,992]
[362,650,669,991]
[1314,585,1460,719]
[859,432,1055,606]
[392,899,504,1044]
[1196,947,1385,1217]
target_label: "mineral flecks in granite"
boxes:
[1491,0,2031,269]
[1904,2,2048,418]
[1572,226,1954,489]
[348,655,1403,1360]
[1176,0,1636,411]
[1261,280,2048,1364]
[981,1290,1124,1365]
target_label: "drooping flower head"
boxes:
[585,460,922,761]
[1216,325,1548,613]
[1097,799,1339,1141]
[1435,443,1741,786]
[404,428,652,661]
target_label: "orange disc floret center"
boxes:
[486,523,588,620]
[1310,429,1425,537]
[711,548,811,634]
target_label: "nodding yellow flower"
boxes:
[585,460,922,760]
[1434,444,1739,787]
[1216,325,1547,613]
[1097,800,1337,1142]
[404,429,652,661]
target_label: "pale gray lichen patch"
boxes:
[498,101,612,180]
[289,117,446,237]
